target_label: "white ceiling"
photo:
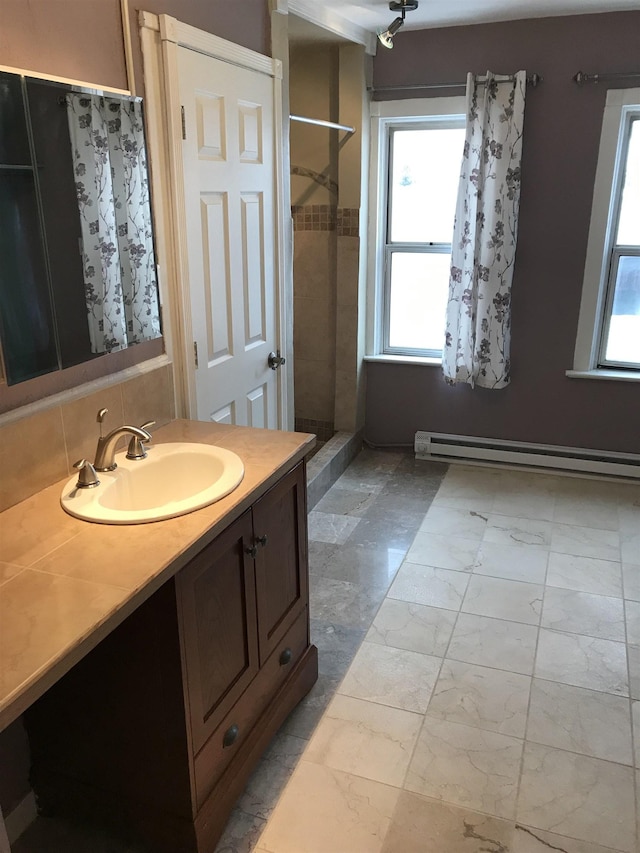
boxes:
[291,0,639,38]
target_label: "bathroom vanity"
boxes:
[0,420,317,852]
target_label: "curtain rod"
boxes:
[574,70,640,85]
[370,72,542,95]
[290,115,355,134]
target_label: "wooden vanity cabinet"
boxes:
[25,461,317,853]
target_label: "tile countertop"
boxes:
[0,419,315,732]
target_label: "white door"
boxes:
[177,46,281,427]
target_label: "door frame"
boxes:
[139,12,290,427]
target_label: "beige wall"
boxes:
[290,45,337,207]
[0,362,175,514]
[0,0,128,90]
[0,0,270,93]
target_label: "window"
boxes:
[367,98,466,361]
[571,89,640,378]
[599,114,640,367]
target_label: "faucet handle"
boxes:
[73,459,100,489]
[126,422,155,461]
[96,408,109,437]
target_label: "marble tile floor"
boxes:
[13,451,640,853]
[221,454,640,853]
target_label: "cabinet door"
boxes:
[177,510,259,753]
[252,463,309,664]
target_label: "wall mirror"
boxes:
[0,70,162,386]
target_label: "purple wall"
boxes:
[128,0,271,95]
[366,12,640,453]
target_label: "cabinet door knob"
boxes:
[244,545,258,558]
[279,647,292,666]
[256,534,268,548]
[223,724,239,748]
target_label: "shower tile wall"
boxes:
[335,220,361,431]
[293,224,336,433]
[293,206,361,439]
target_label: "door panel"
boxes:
[196,92,225,160]
[211,403,234,424]
[200,192,231,363]
[178,48,279,427]
[238,102,262,163]
[241,192,266,347]
[247,385,268,429]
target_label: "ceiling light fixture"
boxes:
[377,0,419,50]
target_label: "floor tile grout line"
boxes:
[389,586,631,644]
[621,567,640,851]
[516,540,549,825]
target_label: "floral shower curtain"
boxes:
[443,71,526,388]
[66,94,160,354]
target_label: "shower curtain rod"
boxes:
[574,70,640,85]
[290,114,356,134]
[370,72,542,95]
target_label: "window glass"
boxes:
[616,118,639,246]
[388,251,451,350]
[602,255,640,364]
[389,127,464,244]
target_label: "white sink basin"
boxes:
[60,442,244,524]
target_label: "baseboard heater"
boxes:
[414,431,640,480]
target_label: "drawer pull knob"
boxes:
[245,545,258,559]
[223,724,239,748]
[256,534,268,547]
[279,647,293,666]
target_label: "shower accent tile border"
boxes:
[292,206,359,235]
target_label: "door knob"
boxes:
[268,350,286,370]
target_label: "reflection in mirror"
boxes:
[0,71,162,386]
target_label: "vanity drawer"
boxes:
[193,605,308,809]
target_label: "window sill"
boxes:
[365,354,442,366]
[566,368,640,383]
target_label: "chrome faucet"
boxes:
[93,408,153,472]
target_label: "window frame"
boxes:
[366,97,466,363]
[570,89,640,380]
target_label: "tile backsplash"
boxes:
[0,362,175,513]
